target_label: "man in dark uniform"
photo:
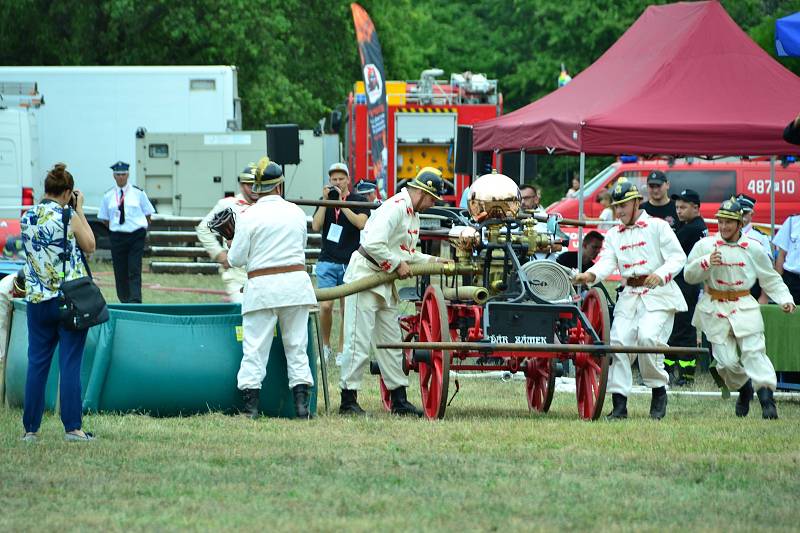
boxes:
[665,189,707,385]
[641,170,678,229]
[98,161,155,303]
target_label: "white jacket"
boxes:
[684,232,794,343]
[228,195,316,314]
[587,211,687,317]
[344,188,435,303]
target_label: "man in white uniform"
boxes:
[0,270,24,364]
[98,161,155,303]
[228,158,316,419]
[685,198,795,419]
[773,213,800,304]
[196,164,258,302]
[574,178,687,420]
[339,167,448,416]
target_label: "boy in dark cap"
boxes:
[665,189,707,385]
[641,170,678,229]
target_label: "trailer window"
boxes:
[665,170,736,203]
[190,79,216,91]
[149,144,169,158]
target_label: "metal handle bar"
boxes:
[377,341,710,356]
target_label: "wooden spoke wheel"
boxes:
[418,286,451,419]
[378,332,415,412]
[575,287,611,420]
[525,357,556,413]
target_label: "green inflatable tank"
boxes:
[2,301,320,418]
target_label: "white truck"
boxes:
[0,66,241,240]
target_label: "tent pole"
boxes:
[770,156,776,249]
[519,150,525,185]
[577,152,586,270]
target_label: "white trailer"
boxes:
[0,107,39,219]
[0,66,241,212]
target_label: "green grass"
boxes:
[3,266,800,530]
[3,380,800,531]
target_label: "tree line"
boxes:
[2,0,798,198]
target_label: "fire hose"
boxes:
[314,262,477,301]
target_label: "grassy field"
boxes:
[3,263,800,531]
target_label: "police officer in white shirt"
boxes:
[773,213,800,303]
[98,161,155,303]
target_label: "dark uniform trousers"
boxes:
[666,272,699,380]
[782,270,800,304]
[110,228,146,303]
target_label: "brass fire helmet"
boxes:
[467,171,522,221]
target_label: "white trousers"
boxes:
[222,267,247,304]
[608,303,674,396]
[339,289,408,391]
[712,332,776,391]
[237,305,314,390]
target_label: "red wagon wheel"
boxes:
[525,357,556,412]
[575,287,611,420]
[378,331,415,412]
[418,286,451,419]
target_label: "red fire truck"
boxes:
[345,69,502,204]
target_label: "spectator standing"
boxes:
[573,178,687,420]
[97,161,154,303]
[596,189,615,229]
[773,213,800,303]
[520,184,544,214]
[641,170,678,229]
[228,159,316,419]
[565,175,581,198]
[685,198,795,419]
[736,193,772,303]
[556,231,604,272]
[665,189,707,386]
[195,164,258,302]
[355,180,379,203]
[20,163,97,442]
[311,163,368,364]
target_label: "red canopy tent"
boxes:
[473,1,800,156]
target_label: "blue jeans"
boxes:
[316,261,347,288]
[23,298,89,433]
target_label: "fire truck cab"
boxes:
[345,69,502,205]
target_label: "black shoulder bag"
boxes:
[59,206,109,330]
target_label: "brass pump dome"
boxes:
[467,171,521,221]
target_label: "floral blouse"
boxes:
[20,200,87,303]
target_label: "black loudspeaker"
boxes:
[455,125,473,174]
[501,152,538,183]
[265,124,300,165]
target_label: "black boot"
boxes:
[239,388,260,419]
[339,389,366,416]
[293,384,311,420]
[735,379,754,417]
[390,387,423,417]
[606,393,628,420]
[649,386,668,420]
[757,387,778,420]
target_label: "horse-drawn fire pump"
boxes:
[368,171,702,420]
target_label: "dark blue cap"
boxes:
[110,161,130,172]
[355,180,377,193]
[735,193,756,212]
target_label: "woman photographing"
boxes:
[20,163,96,442]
